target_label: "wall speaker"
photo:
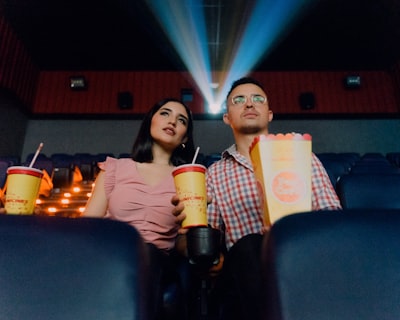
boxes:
[344,75,361,89]
[70,76,87,90]
[118,91,133,109]
[299,92,315,110]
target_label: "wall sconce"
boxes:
[70,76,87,90]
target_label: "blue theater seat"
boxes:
[0,215,150,320]
[73,153,96,181]
[319,159,351,188]
[0,155,21,166]
[262,210,400,320]
[336,173,400,209]
[50,154,75,189]
[386,152,400,167]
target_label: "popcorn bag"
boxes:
[249,133,312,226]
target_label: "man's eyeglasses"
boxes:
[231,94,267,106]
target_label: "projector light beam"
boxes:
[145,0,314,113]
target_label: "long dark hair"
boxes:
[131,98,195,166]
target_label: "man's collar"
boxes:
[222,144,253,170]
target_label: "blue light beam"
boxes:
[215,0,314,110]
[145,0,315,114]
[145,0,215,105]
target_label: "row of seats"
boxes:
[0,152,221,190]
[1,207,399,319]
[0,153,116,190]
[316,152,400,210]
[0,213,221,319]
[1,151,399,203]
[1,151,398,170]
[317,152,400,187]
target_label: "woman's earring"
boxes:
[181,143,186,149]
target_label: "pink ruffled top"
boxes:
[100,157,179,252]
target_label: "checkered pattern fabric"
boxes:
[206,144,342,250]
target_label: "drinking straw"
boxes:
[192,146,200,164]
[29,142,44,168]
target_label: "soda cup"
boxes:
[4,166,43,215]
[172,164,207,228]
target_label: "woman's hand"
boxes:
[171,194,188,235]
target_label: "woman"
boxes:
[84,98,194,246]
[84,98,195,319]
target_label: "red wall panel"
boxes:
[33,71,399,114]
[34,71,204,115]
[251,71,399,115]
[32,69,399,116]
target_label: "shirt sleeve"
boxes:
[98,157,117,199]
[311,153,342,210]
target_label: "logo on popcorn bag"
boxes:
[271,170,307,203]
[249,133,312,225]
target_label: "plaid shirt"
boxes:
[206,144,342,250]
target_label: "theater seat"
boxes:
[336,173,400,209]
[262,210,400,320]
[0,215,150,320]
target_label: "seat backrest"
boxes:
[350,164,400,174]
[0,215,149,320]
[51,153,74,168]
[336,173,400,209]
[73,154,96,181]
[386,152,400,167]
[0,155,20,166]
[262,210,400,320]
[25,158,54,177]
[320,159,350,188]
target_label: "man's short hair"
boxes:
[226,77,266,101]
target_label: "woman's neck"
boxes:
[151,161,172,166]
[151,145,173,166]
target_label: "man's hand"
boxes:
[209,252,224,277]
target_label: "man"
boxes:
[173,77,342,319]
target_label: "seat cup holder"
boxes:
[186,226,221,268]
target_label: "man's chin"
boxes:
[240,125,264,134]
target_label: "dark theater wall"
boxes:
[33,70,399,116]
[0,13,38,156]
[0,15,39,109]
